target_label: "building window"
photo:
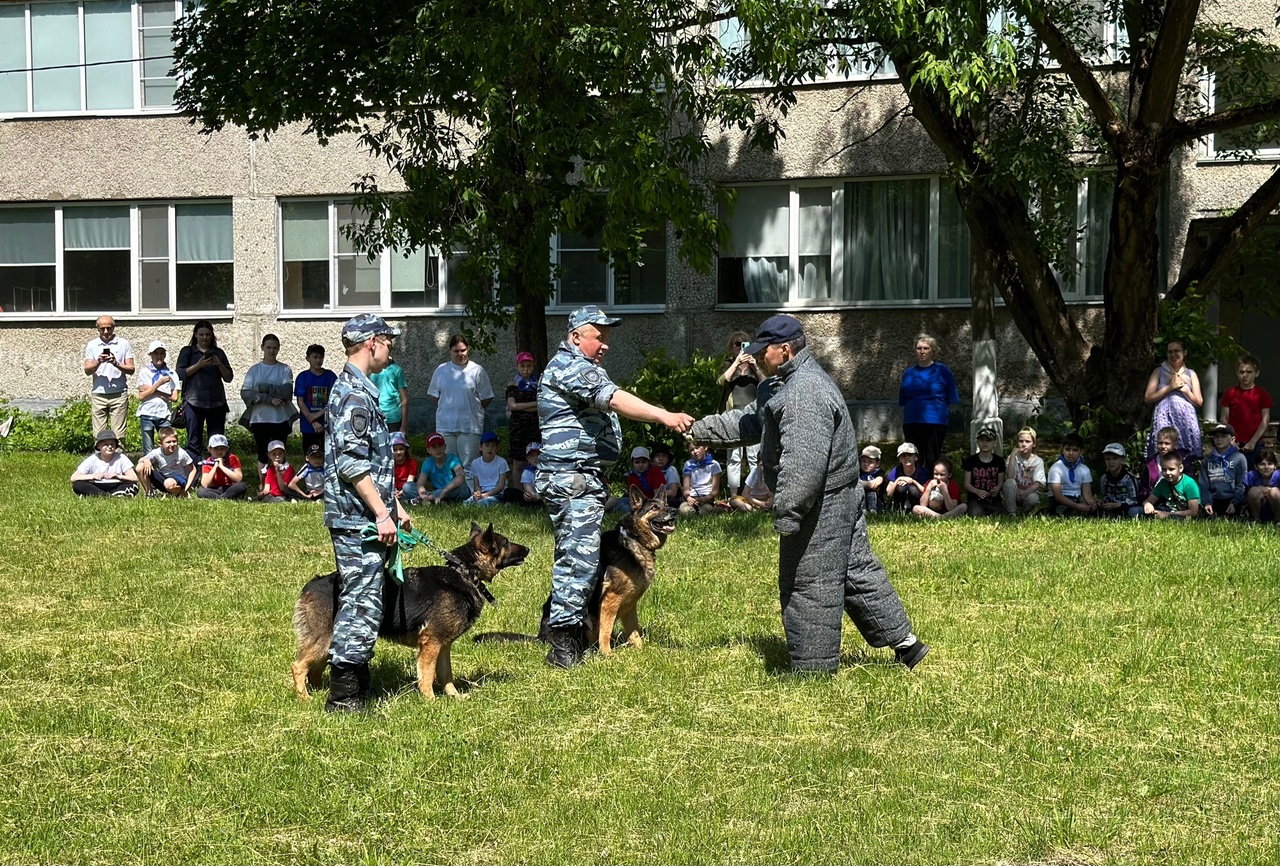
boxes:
[0,0,186,117]
[1206,64,1280,157]
[280,199,467,312]
[0,200,232,315]
[551,222,666,308]
[717,178,971,306]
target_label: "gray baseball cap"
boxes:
[341,313,402,347]
[567,305,622,332]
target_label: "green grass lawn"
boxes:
[0,451,1275,865]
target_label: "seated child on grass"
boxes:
[415,433,469,504]
[468,431,509,506]
[287,443,325,502]
[257,440,294,503]
[679,443,723,516]
[962,427,1006,517]
[1143,451,1200,520]
[71,428,138,497]
[650,443,682,506]
[196,433,248,500]
[885,442,929,512]
[624,446,670,503]
[1199,423,1248,519]
[858,446,886,514]
[1097,442,1140,518]
[389,431,422,505]
[137,427,197,498]
[731,464,774,512]
[912,458,967,519]
[502,441,543,506]
[1047,432,1098,517]
[1245,448,1280,524]
[1142,427,1179,500]
[1003,426,1046,515]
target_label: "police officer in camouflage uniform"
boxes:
[536,305,695,667]
[323,313,410,712]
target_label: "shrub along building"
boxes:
[0,0,1276,442]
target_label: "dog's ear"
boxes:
[483,523,496,545]
[629,485,644,511]
[470,521,483,538]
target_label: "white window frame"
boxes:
[548,227,668,312]
[0,0,185,119]
[277,198,470,317]
[1199,69,1280,161]
[0,198,233,319]
[1051,171,1112,301]
[715,176,971,310]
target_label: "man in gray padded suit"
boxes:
[689,314,929,673]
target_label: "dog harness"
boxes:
[359,524,497,604]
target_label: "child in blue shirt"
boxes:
[294,344,338,454]
[885,442,929,512]
[1198,423,1249,518]
[858,445,887,514]
[1097,442,1141,518]
[1244,448,1279,523]
[287,444,326,501]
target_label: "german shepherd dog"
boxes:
[477,487,676,655]
[291,523,529,700]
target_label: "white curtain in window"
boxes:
[797,187,832,299]
[176,203,233,262]
[0,209,56,264]
[85,1,134,110]
[282,202,329,261]
[937,181,971,300]
[1081,173,1113,296]
[844,179,930,301]
[725,185,788,303]
[65,207,130,249]
[0,7,27,113]
[31,3,81,112]
[391,247,428,293]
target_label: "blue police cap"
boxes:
[743,314,803,354]
[567,305,622,332]
[341,313,402,347]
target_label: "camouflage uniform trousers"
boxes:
[536,470,610,628]
[327,529,391,667]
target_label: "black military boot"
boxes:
[324,663,365,713]
[545,625,585,668]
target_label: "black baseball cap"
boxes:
[743,314,803,354]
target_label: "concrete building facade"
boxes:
[1,0,1276,440]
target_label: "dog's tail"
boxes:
[472,631,544,644]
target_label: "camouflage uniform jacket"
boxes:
[537,340,621,474]
[689,348,858,535]
[324,361,395,530]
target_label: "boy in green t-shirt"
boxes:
[1142,452,1200,520]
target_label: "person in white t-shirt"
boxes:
[1047,432,1098,516]
[468,431,510,506]
[680,442,723,517]
[731,463,773,512]
[70,428,139,497]
[426,334,494,473]
[137,426,197,497]
[84,316,135,445]
[136,340,177,456]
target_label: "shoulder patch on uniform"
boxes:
[350,407,370,436]
[582,368,602,387]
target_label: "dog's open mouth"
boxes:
[652,513,677,534]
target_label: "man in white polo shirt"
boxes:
[84,315,135,444]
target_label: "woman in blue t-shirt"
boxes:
[898,333,960,473]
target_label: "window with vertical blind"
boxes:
[280,199,469,312]
[0,200,232,315]
[0,0,188,116]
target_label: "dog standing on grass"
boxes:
[476,486,676,655]
[292,523,529,701]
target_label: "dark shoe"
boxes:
[545,626,585,668]
[895,640,930,671]
[324,663,366,713]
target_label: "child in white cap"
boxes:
[257,439,295,503]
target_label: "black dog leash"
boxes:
[398,526,498,606]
